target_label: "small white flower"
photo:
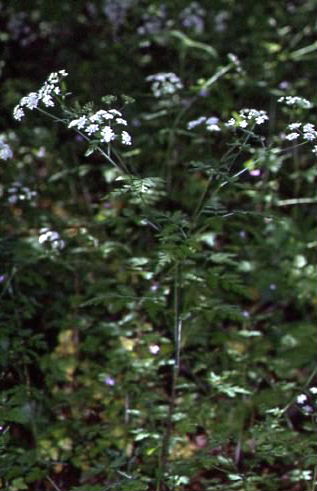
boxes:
[39,233,48,245]
[225,118,235,127]
[302,124,317,141]
[226,109,268,129]
[303,131,317,141]
[116,117,127,126]
[240,109,268,125]
[58,69,68,77]
[309,387,317,394]
[303,123,315,133]
[121,130,132,145]
[187,115,221,132]
[101,126,115,143]
[187,116,206,130]
[296,394,307,405]
[13,106,25,120]
[206,123,221,132]
[206,116,221,131]
[52,238,66,250]
[312,145,317,154]
[21,92,39,110]
[85,123,99,135]
[146,72,183,98]
[41,94,54,107]
[288,122,301,130]
[239,120,248,128]
[90,110,114,123]
[13,69,68,122]
[102,111,115,120]
[255,115,266,124]
[68,116,88,129]
[0,139,13,160]
[39,228,65,250]
[89,114,101,123]
[48,72,59,84]
[206,116,219,126]
[7,182,37,202]
[285,132,300,141]
[149,344,160,355]
[108,109,122,117]
[39,228,51,244]
[278,96,312,109]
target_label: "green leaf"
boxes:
[169,30,217,58]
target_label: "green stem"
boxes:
[311,462,317,491]
[190,127,254,229]
[156,262,182,491]
[46,476,62,491]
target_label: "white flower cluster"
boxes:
[226,108,269,128]
[68,109,132,145]
[38,228,65,250]
[7,181,37,205]
[0,137,13,160]
[187,116,221,132]
[187,108,268,133]
[296,387,317,414]
[278,96,312,109]
[214,10,230,33]
[284,122,317,150]
[138,5,168,36]
[146,72,183,98]
[103,0,133,30]
[13,70,68,121]
[179,2,205,34]
[227,53,242,73]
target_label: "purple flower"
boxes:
[198,88,209,97]
[103,376,116,386]
[249,169,261,177]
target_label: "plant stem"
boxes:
[46,476,62,491]
[312,462,317,491]
[156,262,182,491]
[190,127,255,229]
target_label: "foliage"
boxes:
[1,1,316,491]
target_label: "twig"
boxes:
[46,476,62,491]
[276,197,317,206]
